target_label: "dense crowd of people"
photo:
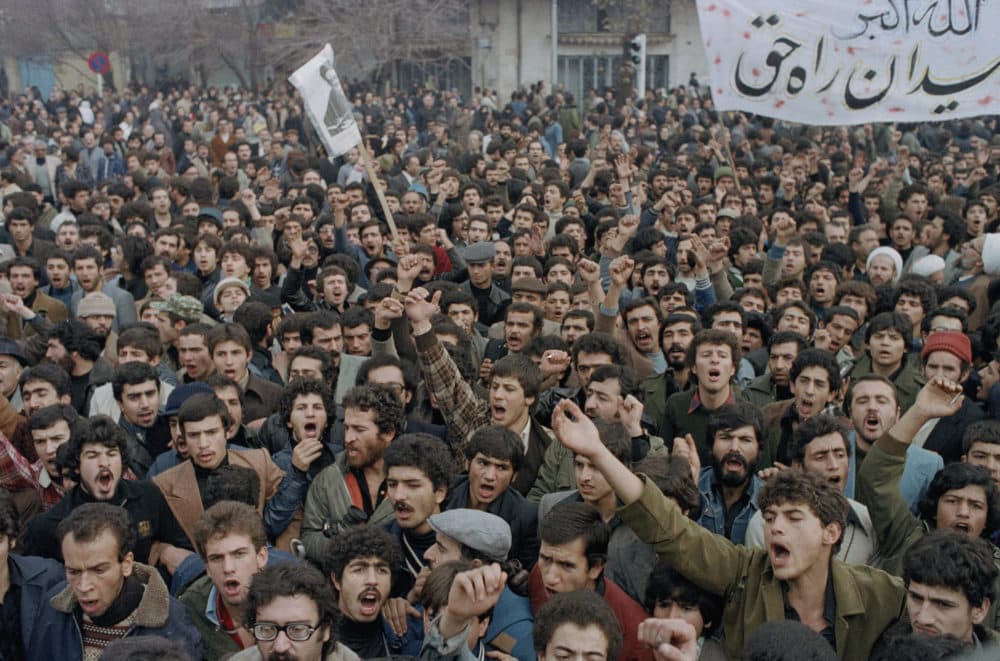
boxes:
[0,74,998,661]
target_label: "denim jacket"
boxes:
[697,467,763,545]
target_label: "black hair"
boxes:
[741,621,838,661]
[792,414,848,464]
[49,319,103,362]
[244,563,342,655]
[279,378,334,440]
[57,502,136,560]
[644,560,723,636]
[963,420,1000,455]
[919,463,1000,537]
[533,591,622,660]
[921,306,969,334]
[588,364,640,400]
[491,353,542,400]
[706,402,764,450]
[865,311,914,348]
[287,345,337,384]
[322,526,404,581]
[539,501,609,570]
[0,488,18,538]
[233,301,273,346]
[571,332,625,366]
[27,403,79,432]
[204,465,261,509]
[383,433,454,491]
[465,426,524,473]
[64,415,131,479]
[342,384,406,437]
[903,530,998,608]
[178,392,233,433]
[789,348,843,393]
[703,300,747,331]
[893,279,937,314]
[112,361,159,401]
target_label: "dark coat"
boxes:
[445,475,540,569]
[28,563,203,660]
[20,479,191,564]
[6,553,66,659]
[921,397,985,464]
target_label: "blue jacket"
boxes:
[28,563,202,660]
[697,467,763,545]
[483,587,536,661]
[5,554,65,660]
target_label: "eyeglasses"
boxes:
[252,622,320,642]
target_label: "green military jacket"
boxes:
[850,354,925,413]
[178,574,241,661]
[620,477,907,660]
[857,432,1000,629]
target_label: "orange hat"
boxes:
[921,331,972,365]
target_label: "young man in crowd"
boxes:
[29,503,203,659]
[300,384,404,560]
[152,393,285,547]
[444,426,539,570]
[20,415,192,570]
[742,331,807,409]
[232,562,357,661]
[550,396,908,659]
[321,526,417,657]
[746,415,877,566]
[180,501,271,658]
[528,501,652,661]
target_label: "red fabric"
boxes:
[921,331,972,364]
[215,592,247,650]
[528,564,653,661]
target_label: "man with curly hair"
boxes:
[20,415,191,569]
[321,526,418,658]
[300,384,405,561]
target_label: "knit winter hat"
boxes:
[921,331,972,364]
[866,246,903,282]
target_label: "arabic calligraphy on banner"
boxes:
[696,0,1000,125]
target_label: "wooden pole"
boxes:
[357,140,399,243]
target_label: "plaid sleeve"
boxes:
[416,331,488,444]
[0,432,40,493]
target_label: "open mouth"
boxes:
[358,589,381,617]
[952,522,972,535]
[491,405,506,421]
[770,542,791,566]
[223,578,242,596]
[96,470,114,492]
[798,400,814,416]
[707,368,722,381]
[864,414,881,434]
[395,503,413,520]
[303,422,318,437]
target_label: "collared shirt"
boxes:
[0,433,64,510]
[782,578,837,650]
[687,389,737,415]
[519,419,532,454]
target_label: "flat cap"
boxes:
[77,292,116,318]
[0,338,27,366]
[151,293,205,322]
[427,509,511,562]
[461,241,495,264]
[163,382,214,417]
[511,277,547,295]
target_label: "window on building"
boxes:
[558,0,670,33]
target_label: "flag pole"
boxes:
[357,140,399,243]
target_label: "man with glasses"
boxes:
[232,562,356,661]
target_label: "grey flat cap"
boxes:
[427,509,511,561]
[462,241,495,264]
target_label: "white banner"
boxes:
[696,1,1000,125]
[288,44,362,157]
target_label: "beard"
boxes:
[665,343,687,369]
[712,451,754,488]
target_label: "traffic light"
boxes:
[630,33,647,94]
